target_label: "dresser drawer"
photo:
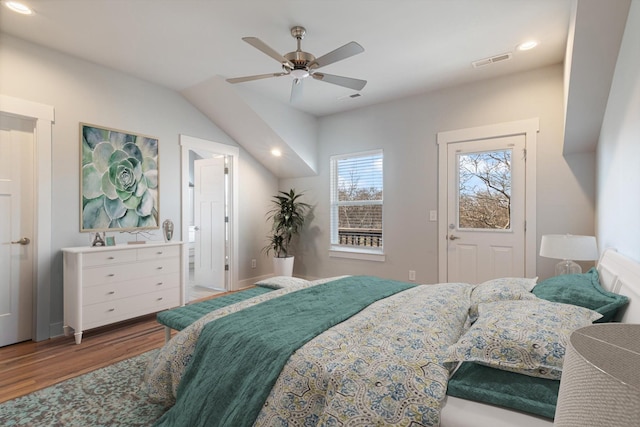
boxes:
[137,245,180,260]
[82,249,137,267]
[83,288,180,329]
[83,273,180,306]
[82,258,180,287]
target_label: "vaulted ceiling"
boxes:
[1,0,631,176]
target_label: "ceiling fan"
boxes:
[226,26,367,103]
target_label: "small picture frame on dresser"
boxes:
[105,236,115,246]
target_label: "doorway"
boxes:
[437,119,538,283]
[180,135,239,302]
[0,95,54,343]
[0,114,34,346]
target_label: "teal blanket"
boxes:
[154,276,414,427]
[447,362,560,419]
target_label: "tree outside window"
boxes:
[458,149,511,230]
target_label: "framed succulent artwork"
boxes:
[80,123,159,232]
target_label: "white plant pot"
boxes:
[273,256,294,277]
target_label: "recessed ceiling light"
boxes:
[4,1,33,15]
[517,40,538,51]
[271,148,282,157]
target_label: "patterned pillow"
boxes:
[255,276,310,289]
[447,299,602,379]
[469,278,538,322]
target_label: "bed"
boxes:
[144,249,639,426]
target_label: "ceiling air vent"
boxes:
[472,52,512,68]
[338,93,363,101]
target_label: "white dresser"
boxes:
[62,242,184,344]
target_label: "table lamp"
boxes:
[539,234,598,275]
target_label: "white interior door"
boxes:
[446,135,526,283]
[193,156,226,290]
[0,114,34,347]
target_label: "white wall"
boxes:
[237,87,319,173]
[597,0,640,263]
[283,64,597,283]
[0,35,277,337]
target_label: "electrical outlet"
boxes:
[251,259,256,268]
[429,210,437,221]
[409,270,416,281]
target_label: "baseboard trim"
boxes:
[235,274,272,290]
[49,321,64,338]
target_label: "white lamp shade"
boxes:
[554,324,640,426]
[539,235,599,261]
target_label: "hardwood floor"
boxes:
[0,288,238,404]
[0,314,169,404]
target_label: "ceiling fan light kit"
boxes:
[226,26,367,103]
[290,69,309,79]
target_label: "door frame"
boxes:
[0,94,54,341]
[437,118,538,282]
[180,135,239,293]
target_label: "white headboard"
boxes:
[597,248,640,323]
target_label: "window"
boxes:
[330,150,384,259]
[457,149,512,230]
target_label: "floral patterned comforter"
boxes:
[145,278,473,426]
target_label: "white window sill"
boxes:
[329,247,386,262]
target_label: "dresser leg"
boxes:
[164,326,171,343]
[74,331,83,345]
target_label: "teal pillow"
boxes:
[447,362,560,419]
[532,268,629,322]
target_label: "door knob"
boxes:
[448,235,460,241]
[11,237,31,245]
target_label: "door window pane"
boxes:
[458,150,511,230]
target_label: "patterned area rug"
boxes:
[0,350,167,426]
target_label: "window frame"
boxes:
[329,149,385,262]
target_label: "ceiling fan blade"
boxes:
[312,72,367,91]
[311,41,364,69]
[226,72,287,84]
[290,78,303,104]
[242,37,293,68]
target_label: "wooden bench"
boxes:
[157,286,273,341]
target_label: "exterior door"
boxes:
[193,156,226,290]
[0,114,34,346]
[446,135,526,283]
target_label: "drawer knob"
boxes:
[108,256,115,260]
[157,251,163,255]
[108,291,115,295]
[107,273,115,277]
[156,282,163,286]
[157,297,163,301]
[108,308,115,312]
[157,266,163,270]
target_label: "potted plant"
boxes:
[263,188,310,276]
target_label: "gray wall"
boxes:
[597,0,640,263]
[283,64,597,283]
[0,35,277,336]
